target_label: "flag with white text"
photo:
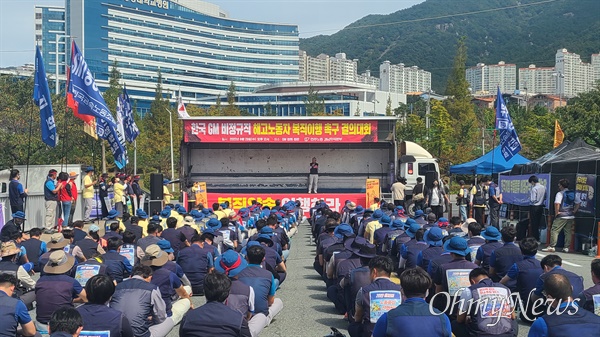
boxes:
[121,85,139,143]
[33,45,58,147]
[495,87,522,161]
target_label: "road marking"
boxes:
[536,253,582,267]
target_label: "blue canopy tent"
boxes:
[450,146,530,175]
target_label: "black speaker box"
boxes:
[150,173,164,201]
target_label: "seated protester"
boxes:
[120,230,138,267]
[316,218,338,249]
[72,225,106,262]
[401,228,428,270]
[102,221,123,242]
[532,254,584,313]
[135,209,150,237]
[413,209,427,226]
[489,225,523,287]
[432,236,478,316]
[349,206,365,233]
[447,216,466,236]
[39,233,78,277]
[141,244,192,321]
[465,220,485,260]
[237,245,283,328]
[136,222,162,260]
[161,217,189,258]
[393,220,419,268]
[110,265,176,337]
[60,229,76,255]
[71,220,89,243]
[179,272,252,337]
[351,256,402,337]
[576,258,600,313]
[372,215,393,255]
[76,274,134,337]
[73,253,108,287]
[0,211,26,243]
[258,227,284,257]
[247,219,267,243]
[255,234,287,281]
[325,224,357,286]
[101,237,133,283]
[364,210,384,244]
[180,216,200,243]
[416,227,445,273]
[475,226,504,271]
[215,250,262,335]
[382,219,406,258]
[453,268,517,337]
[372,268,452,337]
[327,237,376,315]
[269,215,290,258]
[35,251,86,332]
[177,234,216,296]
[48,307,83,337]
[424,212,437,229]
[0,273,38,337]
[0,242,36,308]
[156,240,193,289]
[356,209,373,238]
[341,254,376,325]
[499,237,543,324]
[314,220,339,276]
[21,227,47,273]
[529,274,600,337]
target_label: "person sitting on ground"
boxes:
[76,274,134,337]
[532,254,584,306]
[0,273,39,337]
[161,217,189,258]
[576,258,600,313]
[72,225,106,262]
[136,222,162,260]
[372,267,451,337]
[176,233,215,296]
[179,272,252,337]
[71,220,88,244]
[447,217,465,236]
[101,237,133,283]
[0,241,36,309]
[126,215,143,242]
[102,222,123,242]
[21,227,47,273]
[39,233,77,276]
[1,211,26,243]
[529,273,600,337]
[61,229,76,254]
[48,307,83,337]
[474,226,504,272]
[489,225,523,288]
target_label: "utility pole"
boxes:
[425,88,431,140]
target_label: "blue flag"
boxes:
[68,41,127,168]
[33,46,57,147]
[121,85,139,143]
[495,87,521,161]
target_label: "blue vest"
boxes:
[440,259,478,293]
[373,226,393,253]
[0,290,20,337]
[73,228,87,243]
[336,256,361,283]
[515,256,543,303]
[467,278,514,336]
[491,243,523,288]
[347,266,371,320]
[226,279,251,316]
[136,235,161,253]
[8,180,23,206]
[360,278,402,337]
[479,241,503,270]
[161,228,185,257]
[177,244,211,293]
[44,177,57,201]
[541,267,585,298]
[35,274,78,323]
[102,251,129,283]
[542,303,600,337]
[21,238,43,272]
[77,303,124,337]
[405,242,428,269]
[238,265,273,315]
[419,246,444,272]
[386,298,450,337]
[76,238,99,260]
[124,224,143,243]
[110,277,157,337]
[150,267,177,316]
[180,301,244,337]
[180,226,197,242]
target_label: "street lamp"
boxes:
[165,108,175,192]
[55,34,70,95]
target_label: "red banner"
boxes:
[184,120,378,143]
[208,193,366,217]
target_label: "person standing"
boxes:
[67,172,79,226]
[456,180,469,223]
[308,157,319,194]
[488,179,502,228]
[44,169,61,234]
[470,176,489,226]
[411,177,428,212]
[427,180,449,220]
[8,169,28,215]
[390,177,406,207]
[162,179,173,206]
[528,175,546,242]
[542,179,580,253]
[132,175,143,211]
[82,166,96,223]
[113,176,126,218]
[57,172,73,229]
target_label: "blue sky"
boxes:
[0,0,423,67]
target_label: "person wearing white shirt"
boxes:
[542,179,580,253]
[528,175,546,241]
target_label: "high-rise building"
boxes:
[356,70,379,89]
[329,53,358,82]
[465,61,516,94]
[379,61,431,94]
[592,53,600,85]
[518,64,556,95]
[34,6,67,79]
[299,51,357,82]
[40,0,299,111]
[305,54,330,82]
[555,48,594,98]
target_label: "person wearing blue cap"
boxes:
[382,219,406,261]
[432,236,477,314]
[488,225,522,289]
[474,226,504,272]
[373,216,393,254]
[413,209,427,226]
[1,211,26,242]
[401,227,428,270]
[162,179,173,206]
[364,210,384,244]
[325,224,356,286]
[315,219,339,276]
[416,227,445,273]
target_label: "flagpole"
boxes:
[134,139,137,174]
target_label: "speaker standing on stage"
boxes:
[308,157,319,194]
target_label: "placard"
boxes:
[369,290,402,323]
[499,174,550,208]
[75,264,101,287]
[446,269,472,295]
[184,120,378,143]
[79,331,110,337]
[366,179,380,208]
[575,174,596,215]
[476,287,512,318]
[119,247,135,267]
[593,294,600,316]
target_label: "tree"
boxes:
[445,37,470,101]
[263,102,276,116]
[304,85,325,116]
[396,114,427,144]
[224,81,241,116]
[556,84,600,147]
[385,94,392,116]
[428,101,453,160]
[354,102,361,116]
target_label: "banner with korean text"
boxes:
[184,120,378,143]
[575,174,596,215]
[499,174,550,208]
[207,193,366,217]
[366,179,380,207]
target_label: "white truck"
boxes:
[397,141,441,215]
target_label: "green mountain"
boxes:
[300,0,600,93]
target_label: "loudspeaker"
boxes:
[150,173,164,201]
